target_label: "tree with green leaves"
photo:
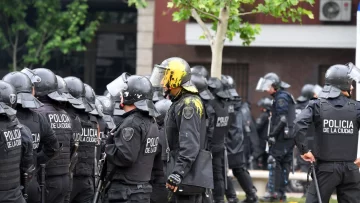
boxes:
[128,0,314,78]
[0,0,100,71]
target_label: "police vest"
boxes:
[226,100,244,155]
[0,118,22,191]
[16,108,41,166]
[112,112,159,184]
[210,98,230,151]
[74,113,97,177]
[35,104,73,176]
[315,99,358,161]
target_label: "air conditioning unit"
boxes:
[319,0,351,22]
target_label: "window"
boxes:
[189,63,249,100]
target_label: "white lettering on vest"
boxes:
[79,128,98,143]
[4,129,22,149]
[323,119,354,135]
[32,133,40,149]
[144,137,159,154]
[48,114,72,129]
[216,116,229,127]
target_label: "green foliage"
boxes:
[129,0,314,46]
[0,0,100,70]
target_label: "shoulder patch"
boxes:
[122,127,134,141]
[183,106,194,119]
[277,98,286,107]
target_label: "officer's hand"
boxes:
[354,158,360,168]
[301,151,315,163]
[166,173,182,193]
[268,137,276,145]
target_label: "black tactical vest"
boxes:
[210,98,230,151]
[226,100,244,155]
[315,99,358,161]
[0,118,22,191]
[75,113,98,177]
[16,108,41,166]
[35,103,73,176]
[111,112,159,184]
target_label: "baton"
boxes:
[265,115,272,153]
[311,163,322,203]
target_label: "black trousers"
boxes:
[103,182,152,203]
[212,150,225,202]
[45,175,70,203]
[27,175,40,203]
[69,176,94,203]
[169,194,203,203]
[150,183,167,203]
[306,162,360,203]
[0,186,26,203]
[271,148,292,194]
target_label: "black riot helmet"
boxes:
[56,75,84,109]
[96,96,115,116]
[256,72,290,92]
[0,81,18,119]
[84,83,104,117]
[21,68,41,84]
[257,97,273,110]
[191,65,209,80]
[154,99,172,125]
[152,87,165,102]
[297,84,315,102]
[222,75,239,97]
[2,71,43,108]
[64,76,92,112]
[190,74,214,100]
[319,63,360,98]
[107,73,159,117]
[33,68,67,102]
[208,77,231,99]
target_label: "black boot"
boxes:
[259,192,280,202]
[227,198,240,203]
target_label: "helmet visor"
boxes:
[21,68,41,84]
[149,65,166,88]
[106,73,130,97]
[256,77,273,92]
[348,63,360,83]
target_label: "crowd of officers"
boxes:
[1,57,360,203]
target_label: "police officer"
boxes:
[95,96,116,145]
[293,63,360,202]
[221,76,258,203]
[254,97,273,170]
[56,75,83,203]
[150,57,213,203]
[104,73,159,202]
[256,73,295,202]
[151,99,172,203]
[191,65,210,80]
[2,72,60,203]
[32,68,75,203]
[294,84,322,196]
[62,77,98,203]
[207,77,231,203]
[0,80,34,203]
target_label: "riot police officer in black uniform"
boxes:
[2,72,60,203]
[62,77,98,203]
[95,96,116,147]
[0,80,34,203]
[221,76,258,203]
[150,99,172,203]
[32,68,75,203]
[294,63,360,203]
[256,73,296,202]
[254,97,273,170]
[150,57,213,203]
[207,77,231,203]
[104,73,159,202]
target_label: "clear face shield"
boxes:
[106,73,130,97]
[255,77,273,92]
[149,65,166,88]
[21,68,41,84]
[347,63,360,83]
[313,85,323,97]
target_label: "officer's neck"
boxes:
[123,104,136,113]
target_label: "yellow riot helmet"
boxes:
[150,57,198,93]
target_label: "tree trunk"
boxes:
[211,6,229,79]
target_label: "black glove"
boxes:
[106,132,115,145]
[166,173,182,192]
[268,137,276,145]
